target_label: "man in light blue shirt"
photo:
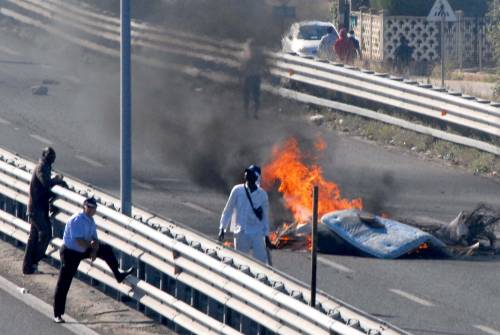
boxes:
[53,197,134,323]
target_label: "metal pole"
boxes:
[310,186,318,307]
[479,21,483,72]
[120,0,132,216]
[440,15,445,88]
[457,11,462,70]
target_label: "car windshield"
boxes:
[297,25,331,40]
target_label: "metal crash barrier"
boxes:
[0,147,405,335]
[1,0,499,155]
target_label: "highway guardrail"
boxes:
[2,0,500,155]
[0,147,405,334]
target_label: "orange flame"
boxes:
[263,137,362,224]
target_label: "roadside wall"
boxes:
[352,10,494,67]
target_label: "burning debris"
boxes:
[263,137,362,224]
[262,137,499,258]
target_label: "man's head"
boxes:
[244,164,261,185]
[349,30,355,37]
[339,28,347,38]
[83,196,97,216]
[326,26,334,34]
[41,147,56,164]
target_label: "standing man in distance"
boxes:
[23,147,66,275]
[317,25,338,61]
[334,28,355,64]
[218,165,271,264]
[53,197,134,323]
[348,30,362,61]
[240,39,266,119]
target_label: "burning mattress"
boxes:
[321,209,446,259]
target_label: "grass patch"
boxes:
[468,152,496,174]
[320,109,500,180]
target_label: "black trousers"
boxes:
[53,244,121,317]
[23,212,52,273]
[243,75,261,116]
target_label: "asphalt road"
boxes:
[0,274,100,335]
[0,288,76,335]
[0,25,499,335]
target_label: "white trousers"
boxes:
[234,232,268,264]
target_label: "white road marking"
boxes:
[150,177,183,183]
[389,289,434,307]
[183,201,217,215]
[29,133,52,145]
[133,179,154,190]
[318,256,353,273]
[75,155,104,168]
[0,45,19,56]
[0,274,99,335]
[64,75,81,84]
[475,325,500,335]
[0,117,10,125]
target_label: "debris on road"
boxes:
[270,207,499,258]
[42,79,59,85]
[434,204,498,252]
[31,85,48,95]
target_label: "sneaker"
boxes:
[53,316,65,324]
[116,267,134,283]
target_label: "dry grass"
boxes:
[320,108,500,180]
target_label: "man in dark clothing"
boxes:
[240,39,266,119]
[348,30,362,60]
[23,147,66,275]
[393,35,414,75]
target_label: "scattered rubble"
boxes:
[309,114,325,126]
[42,79,59,85]
[31,85,48,95]
[270,206,499,259]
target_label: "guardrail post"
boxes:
[160,273,167,324]
[136,260,145,311]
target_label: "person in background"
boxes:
[334,28,355,64]
[240,39,266,119]
[23,147,67,275]
[218,165,271,264]
[348,30,362,61]
[317,25,338,61]
[393,35,414,75]
[53,197,134,323]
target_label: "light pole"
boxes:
[121,0,132,216]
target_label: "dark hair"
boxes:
[83,196,97,208]
[41,147,56,162]
[327,26,334,34]
[244,164,261,183]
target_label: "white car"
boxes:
[281,21,338,57]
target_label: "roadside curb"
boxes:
[0,273,101,335]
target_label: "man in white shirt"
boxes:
[53,197,134,323]
[218,165,270,264]
[317,26,338,61]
